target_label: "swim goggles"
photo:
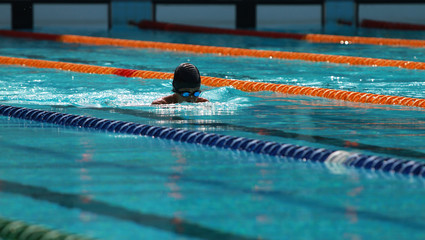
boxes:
[177,90,201,97]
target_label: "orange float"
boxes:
[131,20,425,48]
[1,55,423,109]
[1,30,425,70]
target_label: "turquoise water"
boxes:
[1,26,425,239]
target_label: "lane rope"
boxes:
[1,30,425,70]
[2,55,425,108]
[0,216,95,240]
[1,55,425,109]
[361,19,425,31]
[1,104,424,178]
[131,20,425,48]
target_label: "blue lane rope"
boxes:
[1,104,425,178]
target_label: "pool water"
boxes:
[1,25,425,240]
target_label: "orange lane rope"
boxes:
[1,30,425,70]
[361,19,425,31]
[1,55,425,109]
[133,20,425,48]
[303,33,425,48]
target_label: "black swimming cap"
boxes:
[172,63,201,91]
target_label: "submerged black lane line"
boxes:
[0,179,257,240]
[98,161,425,231]
[68,106,425,160]
[0,140,76,160]
[5,161,425,232]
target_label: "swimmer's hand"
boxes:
[151,95,208,105]
[195,97,209,103]
[151,98,168,105]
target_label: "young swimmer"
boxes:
[152,63,209,105]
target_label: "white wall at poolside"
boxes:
[257,4,322,31]
[1,1,425,31]
[0,4,11,29]
[154,3,322,31]
[155,4,236,29]
[0,1,151,30]
[359,3,425,25]
[152,1,425,32]
[34,4,109,30]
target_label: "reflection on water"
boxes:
[2,26,425,240]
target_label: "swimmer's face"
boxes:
[175,87,201,103]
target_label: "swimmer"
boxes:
[152,63,209,105]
